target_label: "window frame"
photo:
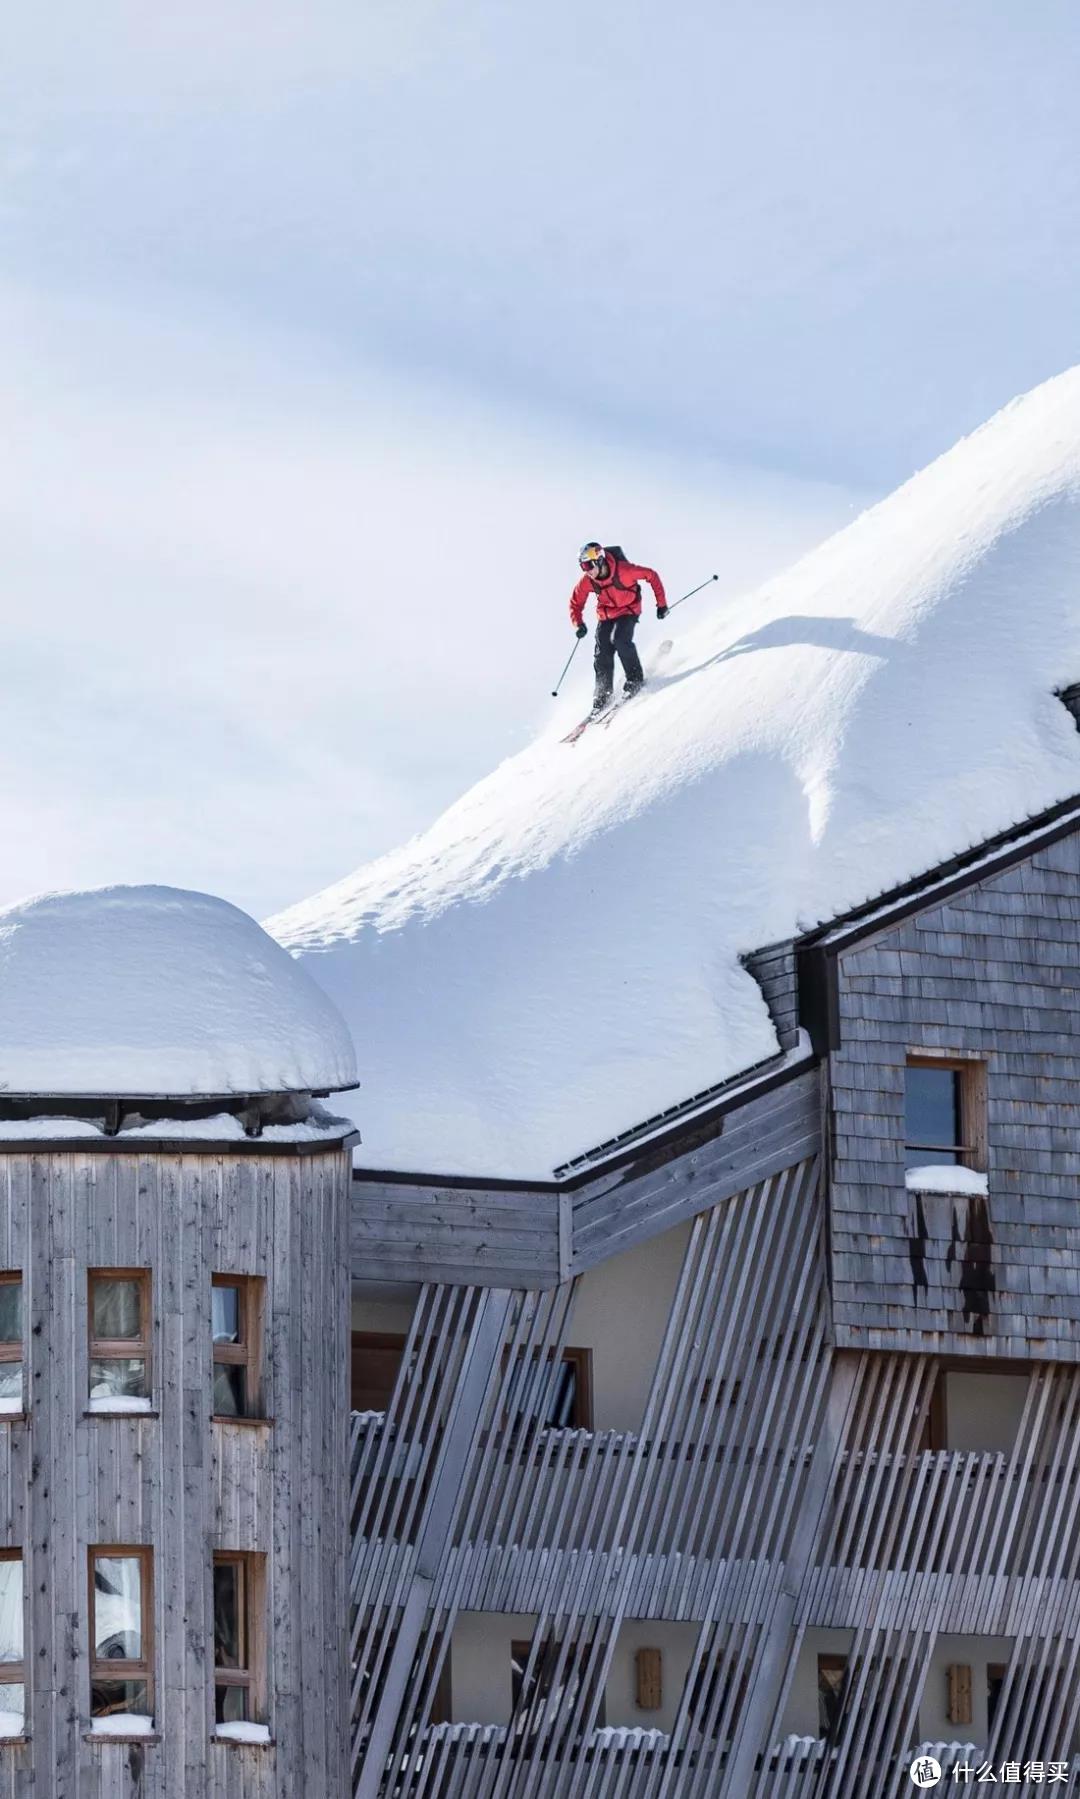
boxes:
[351,1330,406,1414]
[212,1552,266,1726]
[87,1269,152,1403]
[905,1054,988,1172]
[510,1630,605,1729]
[88,1544,154,1719]
[502,1345,594,1432]
[920,1371,949,1452]
[817,1653,848,1737]
[211,1276,264,1421]
[0,1275,23,1413]
[0,1276,21,1367]
[987,1660,1007,1733]
[0,1550,25,1707]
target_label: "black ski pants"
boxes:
[593,614,643,709]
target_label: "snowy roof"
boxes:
[269,367,1080,1179]
[0,885,357,1097]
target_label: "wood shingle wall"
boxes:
[829,827,1080,1356]
[742,941,801,1050]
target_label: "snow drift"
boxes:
[0,885,357,1096]
[270,368,1080,1178]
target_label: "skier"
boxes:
[570,542,668,715]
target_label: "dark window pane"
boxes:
[351,1335,404,1412]
[818,1660,847,1735]
[93,1556,143,1660]
[904,1066,960,1161]
[213,1364,245,1417]
[92,1278,142,1340]
[90,1358,148,1401]
[214,1564,241,1667]
[216,1682,247,1723]
[548,1361,577,1427]
[506,1356,577,1428]
[987,1666,1006,1733]
[91,1679,149,1718]
[510,1640,531,1711]
[212,1287,241,1345]
[0,1285,20,1345]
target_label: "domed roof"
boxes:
[0,884,357,1097]
[270,365,1080,1178]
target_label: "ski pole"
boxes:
[551,636,583,698]
[667,572,719,613]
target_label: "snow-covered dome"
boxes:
[270,366,1080,1178]
[0,885,357,1097]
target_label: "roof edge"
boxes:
[352,1034,816,1195]
[800,789,1080,954]
[0,1131,361,1158]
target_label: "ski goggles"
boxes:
[579,544,604,569]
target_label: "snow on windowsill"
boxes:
[0,1399,23,1418]
[905,1165,988,1197]
[215,1722,272,1746]
[0,1712,24,1740]
[87,1395,154,1414]
[88,1715,155,1738]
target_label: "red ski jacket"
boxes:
[569,554,667,627]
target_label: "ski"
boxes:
[562,705,612,744]
[603,639,673,727]
[561,639,673,745]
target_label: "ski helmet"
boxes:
[579,542,604,569]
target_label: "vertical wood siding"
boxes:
[352,1158,854,1799]
[0,1143,350,1799]
[351,1177,1080,1796]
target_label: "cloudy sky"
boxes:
[3,1,1078,919]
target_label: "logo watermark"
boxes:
[910,1757,942,1788]
[908,1760,1070,1786]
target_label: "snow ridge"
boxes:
[270,367,1080,1178]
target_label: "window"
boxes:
[510,1632,604,1729]
[511,1637,547,1713]
[212,1278,264,1419]
[351,1332,406,1413]
[987,1662,1007,1733]
[88,1271,151,1405]
[89,1547,153,1719]
[213,1554,265,1725]
[817,1654,848,1736]
[0,1554,24,1732]
[921,1368,1028,1454]
[919,1372,948,1452]
[504,1347,593,1431]
[904,1057,986,1172]
[0,1278,22,1413]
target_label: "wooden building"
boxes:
[349,791,1080,1798]
[0,885,358,1797]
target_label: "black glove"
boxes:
[575,623,588,639]
[656,605,669,621]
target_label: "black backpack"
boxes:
[599,546,640,601]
